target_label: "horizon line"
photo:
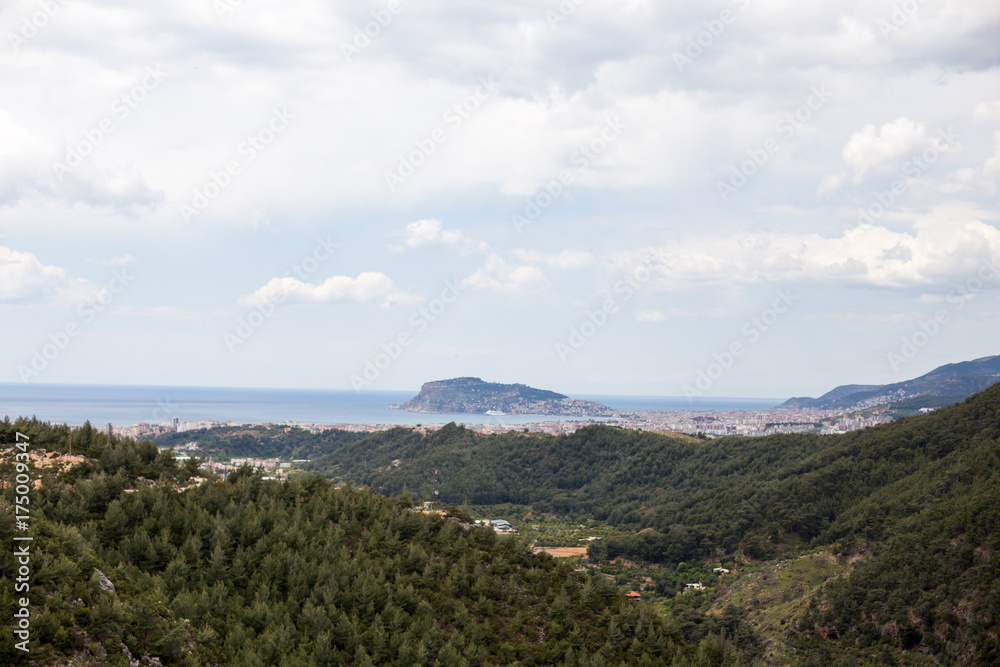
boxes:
[0,380,789,402]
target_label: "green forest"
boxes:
[1,419,741,666]
[3,382,1000,664]
[290,386,1000,663]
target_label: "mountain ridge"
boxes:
[781,354,1000,410]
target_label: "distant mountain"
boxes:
[398,376,617,417]
[782,354,1000,410]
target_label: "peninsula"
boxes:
[397,377,618,417]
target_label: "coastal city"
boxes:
[111,404,898,442]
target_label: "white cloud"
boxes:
[841,117,933,183]
[239,272,416,308]
[633,307,698,322]
[0,110,46,204]
[984,133,1000,181]
[0,246,93,303]
[388,219,489,255]
[973,100,1000,122]
[634,309,666,322]
[629,211,1000,290]
[460,254,549,294]
[816,173,845,197]
[937,132,1000,194]
[512,248,595,269]
[1,0,995,219]
[0,108,163,211]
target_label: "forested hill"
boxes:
[308,385,1000,663]
[1,418,712,666]
[312,384,1000,556]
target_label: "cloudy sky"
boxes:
[2,0,999,398]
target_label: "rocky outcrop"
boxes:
[93,568,116,594]
[399,377,617,417]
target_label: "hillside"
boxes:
[307,384,1000,664]
[781,354,1000,411]
[310,389,1000,557]
[13,382,1000,664]
[398,377,617,417]
[0,418,707,666]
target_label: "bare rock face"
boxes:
[122,643,140,667]
[93,568,116,594]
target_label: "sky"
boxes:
[1,0,999,399]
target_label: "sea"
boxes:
[0,383,784,427]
